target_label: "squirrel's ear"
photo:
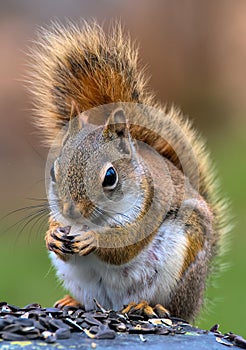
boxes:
[68,100,88,136]
[104,108,132,155]
[104,108,130,138]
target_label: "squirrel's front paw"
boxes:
[45,225,74,261]
[46,223,97,259]
[70,231,97,256]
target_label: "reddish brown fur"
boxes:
[29,21,227,259]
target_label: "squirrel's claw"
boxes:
[45,225,74,261]
[54,295,83,309]
[153,303,170,318]
[46,222,96,259]
[71,231,97,256]
[122,300,170,319]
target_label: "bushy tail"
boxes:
[28,21,153,144]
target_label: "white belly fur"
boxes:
[51,221,187,310]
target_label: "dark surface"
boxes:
[0,332,240,350]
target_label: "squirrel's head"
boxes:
[49,108,150,228]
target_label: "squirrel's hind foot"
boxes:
[54,295,83,309]
[121,300,170,319]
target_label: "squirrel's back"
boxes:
[29,20,228,263]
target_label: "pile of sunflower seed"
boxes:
[0,301,246,348]
[210,324,246,349]
[0,300,192,343]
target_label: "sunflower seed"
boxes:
[139,334,147,342]
[49,318,71,331]
[23,303,42,310]
[2,332,27,341]
[116,323,126,331]
[216,337,233,347]
[85,316,102,326]
[16,318,34,327]
[45,308,63,317]
[55,328,71,339]
[3,324,21,332]
[234,336,246,349]
[94,324,116,339]
[210,324,220,333]
[0,319,10,330]
[45,334,57,343]
[64,317,83,331]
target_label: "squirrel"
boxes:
[28,21,228,321]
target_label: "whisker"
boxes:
[103,207,131,221]
[26,197,49,202]
[16,208,48,233]
[1,204,50,221]
[1,207,49,238]
[27,209,49,235]
[14,209,49,245]
[92,206,131,227]
[26,211,49,243]
[91,207,110,225]
[36,215,49,238]
[26,197,61,205]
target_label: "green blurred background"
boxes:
[0,0,245,337]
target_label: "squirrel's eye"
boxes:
[50,164,56,183]
[102,166,118,190]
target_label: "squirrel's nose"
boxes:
[62,199,94,219]
[62,201,81,219]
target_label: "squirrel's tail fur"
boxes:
[28,20,229,261]
[29,21,154,144]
